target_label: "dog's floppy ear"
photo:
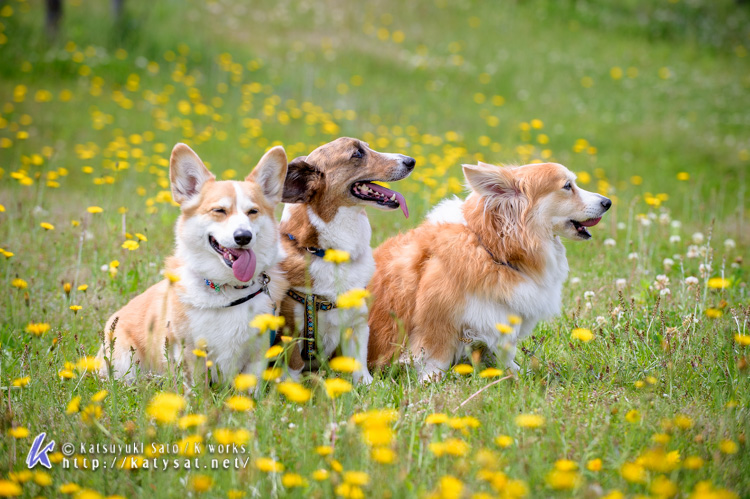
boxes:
[462,163,519,198]
[282,156,324,204]
[170,143,215,205]
[246,146,288,205]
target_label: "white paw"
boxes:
[353,370,374,385]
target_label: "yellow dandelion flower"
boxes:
[329,356,361,373]
[75,356,102,372]
[255,457,284,473]
[362,425,394,447]
[719,439,738,454]
[587,458,602,471]
[135,233,148,241]
[371,447,396,464]
[146,392,186,424]
[265,345,283,359]
[178,414,207,429]
[650,475,678,497]
[0,480,22,497]
[315,445,334,456]
[193,349,207,358]
[625,409,641,423]
[190,475,213,492]
[121,240,139,251]
[707,277,730,289]
[515,414,545,428]
[282,473,308,488]
[684,456,704,469]
[312,469,330,481]
[336,288,370,309]
[343,471,370,486]
[676,172,690,181]
[429,438,470,457]
[620,462,646,483]
[453,364,473,375]
[225,396,255,412]
[234,373,257,390]
[87,206,103,214]
[262,367,282,381]
[546,470,580,490]
[33,470,52,486]
[9,427,29,438]
[479,367,503,378]
[325,378,353,398]
[277,381,311,403]
[78,284,88,291]
[91,390,108,402]
[426,413,449,425]
[11,376,30,387]
[250,314,285,333]
[705,308,722,319]
[25,322,51,336]
[164,272,180,283]
[496,323,513,334]
[554,459,578,471]
[734,335,750,346]
[11,278,27,289]
[69,305,82,312]
[40,222,55,230]
[59,483,81,494]
[323,249,350,264]
[80,404,102,423]
[508,314,522,325]
[571,328,593,342]
[495,435,513,448]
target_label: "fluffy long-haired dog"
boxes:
[367,161,611,381]
[278,137,415,384]
[97,144,289,384]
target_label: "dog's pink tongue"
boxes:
[580,217,601,227]
[394,191,409,218]
[232,249,256,282]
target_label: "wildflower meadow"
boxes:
[0,1,748,498]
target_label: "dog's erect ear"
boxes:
[170,143,215,205]
[462,163,519,198]
[282,156,324,204]
[247,146,288,205]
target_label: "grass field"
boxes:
[1,0,749,497]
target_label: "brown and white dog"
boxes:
[97,144,289,385]
[278,137,414,384]
[367,161,611,381]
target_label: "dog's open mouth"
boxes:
[571,217,601,239]
[350,181,409,218]
[208,235,257,282]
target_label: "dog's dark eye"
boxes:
[212,208,227,214]
[351,148,364,159]
[563,181,572,191]
[247,208,258,216]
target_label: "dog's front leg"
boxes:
[344,309,373,385]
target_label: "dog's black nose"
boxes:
[233,229,253,246]
[601,197,612,210]
[402,156,416,170]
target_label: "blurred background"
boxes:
[0,0,748,241]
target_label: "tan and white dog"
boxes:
[97,144,289,385]
[278,137,414,384]
[367,161,611,381]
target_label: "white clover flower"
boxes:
[659,213,671,225]
[584,290,595,299]
[660,288,671,296]
[585,302,592,311]
[570,277,581,285]
[603,238,616,248]
[669,235,681,244]
[686,245,699,259]
[595,316,607,326]
[663,258,674,272]
[647,212,657,220]
[628,252,639,261]
[617,222,626,230]
[699,263,711,278]
[640,217,652,227]
[654,274,670,290]
[616,278,627,290]
[671,220,682,229]
[100,264,109,272]
[724,238,736,251]
[685,276,699,286]
[692,232,704,244]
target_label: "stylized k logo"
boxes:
[26,432,55,469]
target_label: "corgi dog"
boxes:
[367,161,611,381]
[97,144,289,385]
[278,137,415,384]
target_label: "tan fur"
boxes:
[368,162,610,374]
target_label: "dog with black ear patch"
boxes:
[277,137,415,384]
